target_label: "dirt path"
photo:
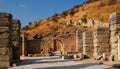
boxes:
[8,56,119,69]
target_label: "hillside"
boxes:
[22,0,120,39]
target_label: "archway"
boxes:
[49,39,64,54]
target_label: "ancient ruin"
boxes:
[0,12,21,68]
[0,12,120,68]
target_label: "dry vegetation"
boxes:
[22,0,120,37]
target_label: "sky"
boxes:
[0,0,87,27]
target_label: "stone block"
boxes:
[111,42,118,50]
[0,12,12,18]
[93,39,109,43]
[83,44,93,46]
[77,53,85,60]
[12,31,20,36]
[110,12,120,22]
[82,37,93,40]
[83,46,94,57]
[0,38,10,46]
[110,36,118,42]
[0,18,11,27]
[0,47,9,55]
[0,61,10,68]
[0,27,10,32]
[111,49,118,55]
[0,55,10,61]
[12,19,21,28]
[111,31,120,36]
[110,23,120,31]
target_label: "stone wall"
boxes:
[0,13,13,68]
[26,39,41,54]
[83,31,94,57]
[0,12,21,68]
[110,12,120,61]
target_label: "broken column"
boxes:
[82,31,94,57]
[12,19,21,64]
[110,12,120,61]
[0,12,13,68]
[93,28,110,59]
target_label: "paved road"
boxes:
[9,56,120,69]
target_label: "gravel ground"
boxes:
[8,56,120,69]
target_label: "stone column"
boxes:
[12,19,21,63]
[21,32,27,57]
[82,31,94,57]
[93,28,110,59]
[76,30,83,53]
[76,30,79,52]
[110,12,120,61]
[0,12,13,68]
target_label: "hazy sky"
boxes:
[0,0,86,27]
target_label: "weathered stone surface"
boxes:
[0,12,12,18]
[0,38,10,46]
[0,47,9,55]
[0,55,10,61]
[110,12,120,20]
[110,23,120,31]
[12,19,21,28]
[94,39,109,43]
[0,61,10,68]
[83,46,94,57]
[12,31,20,36]
[0,18,11,27]
[110,35,118,42]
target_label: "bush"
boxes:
[81,18,87,24]
[70,10,75,16]
[68,20,73,27]
[62,11,68,16]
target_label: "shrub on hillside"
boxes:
[81,18,87,24]
[61,11,68,17]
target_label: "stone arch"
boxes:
[48,38,64,54]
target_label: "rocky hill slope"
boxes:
[22,0,120,39]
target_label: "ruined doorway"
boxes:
[49,39,64,54]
